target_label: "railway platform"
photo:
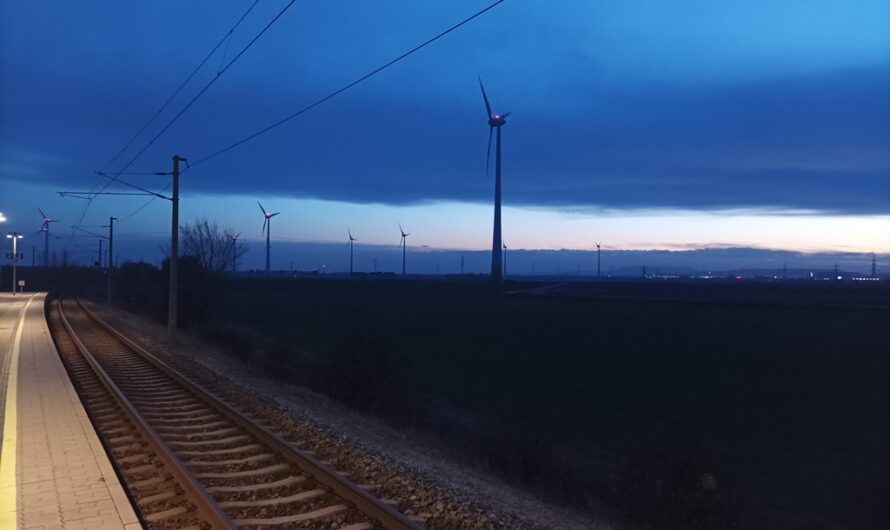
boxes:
[0,293,140,530]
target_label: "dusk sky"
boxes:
[2,1,889,270]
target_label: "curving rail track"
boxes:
[47,295,424,530]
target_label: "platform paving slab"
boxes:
[0,293,140,530]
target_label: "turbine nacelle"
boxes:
[487,112,509,127]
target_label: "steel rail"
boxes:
[74,296,424,530]
[56,296,239,530]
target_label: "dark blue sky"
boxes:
[1,1,888,262]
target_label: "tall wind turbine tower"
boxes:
[347,229,356,277]
[258,201,280,274]
[399,224,410,276]
[37,208,60,267]
[479,78,510,281]
[872,253,877,278]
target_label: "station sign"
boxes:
[5,252,24,260]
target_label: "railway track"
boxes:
[47,295,423,530]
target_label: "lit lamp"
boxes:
[6,232,23,295]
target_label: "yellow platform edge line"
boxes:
[0,294,38,530]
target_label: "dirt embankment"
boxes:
[87,301,610,530]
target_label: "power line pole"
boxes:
[107,216,116,303]
[98,238,103,268]
[31,246,35,267]
[872,253,877,278]
[168,155,186,340]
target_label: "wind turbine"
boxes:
[480,77,510,281]
[347,229,356,277]
[37,208,61,267]
[226,232,241,272]
[595,242,601,278]
[399,224,410,276]
[258,201,280,274]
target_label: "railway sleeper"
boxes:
[193,462,291,479]
[186,453,276,467]
[159,426,241,440]
[218,488,326,509]
[166,434,250,448]
[207,475,307,493]
[176,443,263,457]
[234,504,348,526]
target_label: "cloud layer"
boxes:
[2,1,888,217]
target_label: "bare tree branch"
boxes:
[180,218,248,273]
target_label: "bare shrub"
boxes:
[180,218,248,273]
[610,437,742,530]
[321,334,420,426]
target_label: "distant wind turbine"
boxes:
[595,242,601,278]
[258,201,280,274]
[347,229,356,277]
[399,224,410,276]
[37,207,61,267]
[227,232,241,272]
[479,77,510,281]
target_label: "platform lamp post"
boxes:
[0,213,5,292]
[6,232,23,295]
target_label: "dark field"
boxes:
[216,278,890,529]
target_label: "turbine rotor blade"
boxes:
[270,212,280,217]
[478,77,492,117]
[257,200,267,215]
[502,111,511,118]
[38,207,47,219]
[262,218,268,236]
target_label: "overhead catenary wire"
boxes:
[71,0,261,233]
[188,0,506,169]
[70,0,271,229]
[118,183,174,223]
[109,0,506,224]
[100,0,262,177]
[114,0,297,174]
